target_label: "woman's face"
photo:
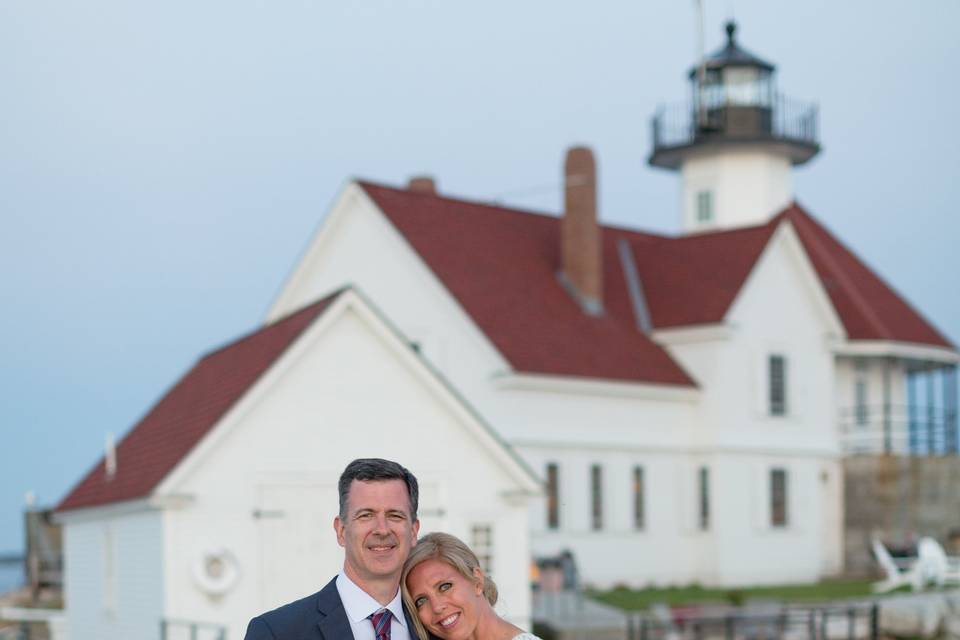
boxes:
[405,557,484,639]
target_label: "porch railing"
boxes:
[839,403,959,455]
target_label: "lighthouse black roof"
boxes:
[688,21,775,79]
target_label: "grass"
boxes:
[588,579,877,611]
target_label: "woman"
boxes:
[401,532,541,640]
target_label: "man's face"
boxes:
[334,479,420,589]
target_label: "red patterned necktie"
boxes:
[370,609,392,640]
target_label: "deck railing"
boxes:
[839,403,959,455]
[651,94,819,151]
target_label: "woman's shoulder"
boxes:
[511,634,542,640]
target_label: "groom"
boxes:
[245,458,422,639]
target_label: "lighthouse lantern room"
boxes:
[649,21,821,232]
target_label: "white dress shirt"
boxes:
[336,571,412,640]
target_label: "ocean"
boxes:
[0,561,24,595]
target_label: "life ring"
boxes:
[192,547,241,597]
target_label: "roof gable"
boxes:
[722,219,847,338]
[56,291,342,513]
[155,287,541,500]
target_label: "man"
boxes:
[245,458,422,639]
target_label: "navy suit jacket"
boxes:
[244,577,432,640]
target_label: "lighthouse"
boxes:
[649,21,820,232]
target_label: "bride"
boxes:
[401,532,542,640]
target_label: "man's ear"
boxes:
[334,516,346,548]
[411,518,420,541]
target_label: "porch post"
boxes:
[927,371,936,453]
[944,365,958,454]
[883,359,892,454]
[907,370,917,454]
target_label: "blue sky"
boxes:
[1,1,958,553]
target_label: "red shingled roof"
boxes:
[360,182,697,386]
[360,181,953,359]
[625,222,777,328]
[780,206,952,347]
[56,292,341,513]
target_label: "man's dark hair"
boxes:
[338,458,419,520]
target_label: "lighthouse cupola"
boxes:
[649,21,820,232]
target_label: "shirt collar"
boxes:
[336,570,408,629]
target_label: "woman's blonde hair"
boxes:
[401,532,498,640]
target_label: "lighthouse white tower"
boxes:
[649,21,820,232]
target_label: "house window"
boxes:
[546,463,559,530]
[769,355,787,416]
[590,464,603,531]
[471,524,493,574]
[696,190,714,224]
[632,466,645,530]
[770,468,788,527]
[698,467,710,531]
[854,360,869,426]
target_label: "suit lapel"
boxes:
[316,575,437,640]
[402,604,418,638]
[316,577,354,640]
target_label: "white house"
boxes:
[55,288,540,640]
[256,21,958,587]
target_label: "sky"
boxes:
[1,1,958,554]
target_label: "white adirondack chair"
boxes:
[916,536,960,588]
[871,537,922,593]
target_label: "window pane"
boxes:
[591,464,603,531]
[723,67,761,105]
[855,379,869,426]
[698,467,710,531]
[546,463,559,530]
[633,466,645,530]
[697,190,713,223]
[471,524,494,574]
[769,355,787,416]
[771,468,788,527]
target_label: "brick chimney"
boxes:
[561,146,602,314]
[408,175,436,194]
